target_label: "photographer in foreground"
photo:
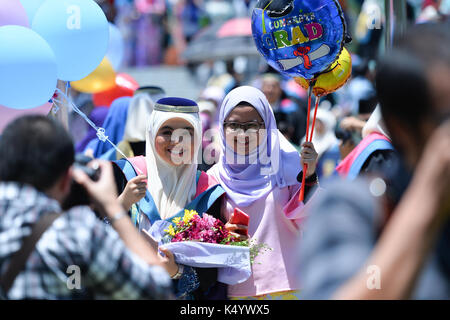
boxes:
[0,115,174,299]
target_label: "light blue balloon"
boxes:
[0,25,57,110]
[106,23,125,71]
[32,0,109,81]
[19,0,46,24]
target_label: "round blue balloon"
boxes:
[32,0,109,81]
[0,25,57,109]
[252,0,346,80]
[19,0,46,24]
[106,23,125,71]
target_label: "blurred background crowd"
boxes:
[0,0,449,301]
[66,0,450,179]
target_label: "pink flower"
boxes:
[169,211,239,244]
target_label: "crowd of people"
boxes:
[0,0,449,300]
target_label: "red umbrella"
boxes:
[182,17,259,63]
[216,17,252,38]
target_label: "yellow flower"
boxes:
[172,217,181,225]
[164,225,176,237]
[182,209,198,225]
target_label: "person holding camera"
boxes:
[0,115,175,299]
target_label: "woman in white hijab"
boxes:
[112,97,227,300]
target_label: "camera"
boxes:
[62,154,101,210]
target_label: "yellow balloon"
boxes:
[71,57,116,93]
[295,47,352,97]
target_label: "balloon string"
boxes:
[299,85,313,202]
[261,0,273,34]
[54,88,143,175]
[304,86,312,142]
[309,96,321,141]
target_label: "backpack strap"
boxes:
[0,212,62,298]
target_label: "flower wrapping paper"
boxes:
[147,220,252,285]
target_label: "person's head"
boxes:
[275,112,295,143]
[376,22,450,168]
[154,117,196,166]
[261,73,283,105]
[209,85,302,207]
[147,97,202,167]
[134,86,166,103]
[123,93,155,143]
[314,108,336,138]
[0,116,74,203]
[224,102,265,156]
[200,86,225,110]
[144,97,203,220]
[198,100,216,120]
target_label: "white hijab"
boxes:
[361,105,390,139]
[123,93,155,143]
[145,110,202,220]
[309,108,339,158]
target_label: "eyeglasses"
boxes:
[223,121,265,133]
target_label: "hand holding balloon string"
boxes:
[299,83,320,202]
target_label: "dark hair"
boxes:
[0,115,75,191]
[236,101,254,108]
[376,23,450,133]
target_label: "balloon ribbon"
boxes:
[299,83,320,202]
[52,87,143,174]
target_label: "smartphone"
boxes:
[141,229,159,251]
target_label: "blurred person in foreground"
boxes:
[0,116,174,299]
[297,22,450,299]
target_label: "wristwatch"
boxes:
[171,264,184,280]
[109,211,127,224]
[297,171,319,185]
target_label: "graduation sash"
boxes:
[114,157,225,227]
[335,132,394,180]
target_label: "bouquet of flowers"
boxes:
[164,209,243,245]
[147,209,270,285]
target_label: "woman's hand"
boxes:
[118,175,147,211]
[225,222,249,241]
[301,142,318,178]
[159,247,180,278]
